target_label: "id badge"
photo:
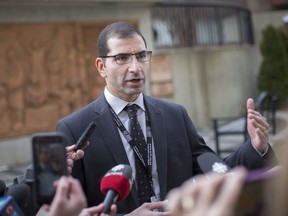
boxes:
[151,195,161,212]
[150,195,159,203]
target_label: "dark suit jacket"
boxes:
[56,93,277,214]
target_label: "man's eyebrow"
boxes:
[136,50,146,53]
[115,50,146,55]
[115,52,130,55]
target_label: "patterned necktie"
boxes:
[126,104,155,204]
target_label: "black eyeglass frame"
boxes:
[99,50,152,65]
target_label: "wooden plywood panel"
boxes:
[0,22,107,138]
[150,53,174,97]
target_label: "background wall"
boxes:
[158,45,256,128]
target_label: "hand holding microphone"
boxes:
[78,203,117,216]
[66,122,96,173]
[66,145,85,174]
[70,163,132,216]
[38,175,118,216]
[47,176,87,216]
[98,164,133,215]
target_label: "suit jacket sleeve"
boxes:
[174,104,278,174]
[223,139,278,169]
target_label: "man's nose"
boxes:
[128,55,141,72]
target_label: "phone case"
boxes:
[32,132,68,206]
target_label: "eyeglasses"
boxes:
[99,51,152,65]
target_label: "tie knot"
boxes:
[126,104,139,118]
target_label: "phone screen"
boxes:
[32,133,68,206]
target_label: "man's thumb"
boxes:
[246,98,255,110]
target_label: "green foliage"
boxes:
[258,25,288,107]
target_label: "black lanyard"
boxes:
[109,105,153,174]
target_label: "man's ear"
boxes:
[95,58,107,78]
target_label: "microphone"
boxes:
[0,183,30,216]
[74,122,96,151]
[197,152,231,174]
[0,180,6,197]
[6,183,31,211]
[0,196,25,216]
[99,164,133,215]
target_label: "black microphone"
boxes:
[0,183,30,216]
[74,122,96,151]
[197,152,231,174]
[0,179,6,197]
[6,183,31,212]
[99,164,133,215]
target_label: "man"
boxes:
[56,21,277,215]
[16,21,276,215]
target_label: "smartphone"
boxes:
[73,122,96,151]
[235,167,278,216]
[32,132,68,206]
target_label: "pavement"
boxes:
[1,109,287,186]
[0,162,30,186]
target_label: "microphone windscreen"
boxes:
[100,164,133,202]
[100,175,130,202]
[197,152,230,174]
[0,179,6,197]
[6,183,31,209]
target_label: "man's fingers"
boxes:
[67,158,73,167]
[80,203,104,215]
[246,98,255,111]
[67,149,84,160]
[66,144,76,152]
[81,141,90,150]
[142,200,167,210]
[215,168,247,210]
[67,177,87,209]
[53,176,69,201]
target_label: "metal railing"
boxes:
[151,2,254,49]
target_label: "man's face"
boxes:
[96,34,150,102]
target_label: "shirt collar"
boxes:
[104,87,145,114]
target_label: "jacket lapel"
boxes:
[93,94,130,165]
[93,94,138,205]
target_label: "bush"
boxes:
[258,25,288,107]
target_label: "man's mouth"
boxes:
[129,78,141,83]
